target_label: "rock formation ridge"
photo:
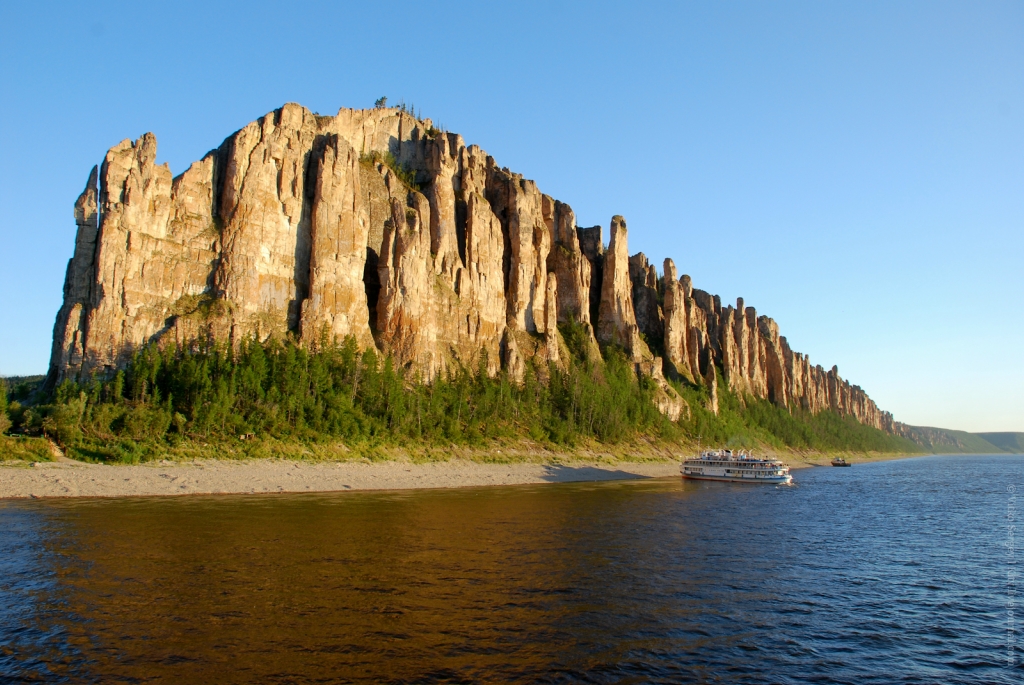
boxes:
[49,103,898,433]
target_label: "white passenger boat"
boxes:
[680,449,793,484]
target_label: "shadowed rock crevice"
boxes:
[363,247,380,335]
[455,194,467,267]
[290,142,321,332]
[576,225,604,327]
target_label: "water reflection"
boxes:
[1,456,1021,683]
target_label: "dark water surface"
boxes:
[1,455,1021,684]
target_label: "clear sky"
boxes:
[0,1,1020,432]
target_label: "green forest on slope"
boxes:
[975,432,1024,453]
[897,426,1024,454]
[1,326,918,463]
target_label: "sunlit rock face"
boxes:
[48,103,898,432]
[596,216,651,361]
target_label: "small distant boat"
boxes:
[680,449,793,484]
[830,457,852,467]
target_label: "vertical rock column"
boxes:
[661,258,692,382]
[690,288,720,377]
[744,306,767,397]
[682,277,708,381]
[577,225,604,326]
[85,133,174,373]
[488,170,550,334]
[459,191,507,375]
[718,298,770,399]
[718,306,740,393]
[758,316,789,408]
[425,132,463,283]
[300,134,374,349]
[628,252,663,345]
[216,104,320,337]
[47,167,99,385]
[545,197,592,327]
[596,216,650,360]
[376,185,438,375]
[544,273,560,363]
[705,360,720,415]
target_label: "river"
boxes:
[1,455,1021,683]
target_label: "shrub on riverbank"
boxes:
[0,436,53,462]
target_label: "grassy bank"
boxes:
[0,435,54,462]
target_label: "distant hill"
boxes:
[902,426,1020,454]
[974,432,1024,454]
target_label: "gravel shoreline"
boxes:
[0,449,927,500]
[0,458,685,500]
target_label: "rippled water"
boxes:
[1,455,1021,683]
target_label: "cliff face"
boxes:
[49,103,898,433]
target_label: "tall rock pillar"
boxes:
[596,216,650,360]
[47,167,99,386]
[544,272,560,363]
[545,197,592,326]
[85,134,175,373]
[300,134,374,349]
[662,258,692,382]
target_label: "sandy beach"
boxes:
[0,447,928,500]
[0,457,688,499]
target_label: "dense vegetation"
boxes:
[0,379,9,435]
[676,381,917,454]
[1,329,917,463]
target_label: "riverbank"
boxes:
[0,457,686,499]
[0,441,927,499]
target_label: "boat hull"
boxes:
[682,474,793,484]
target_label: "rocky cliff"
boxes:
[49,103,898,433]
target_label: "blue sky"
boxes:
[0,1,1021,432]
